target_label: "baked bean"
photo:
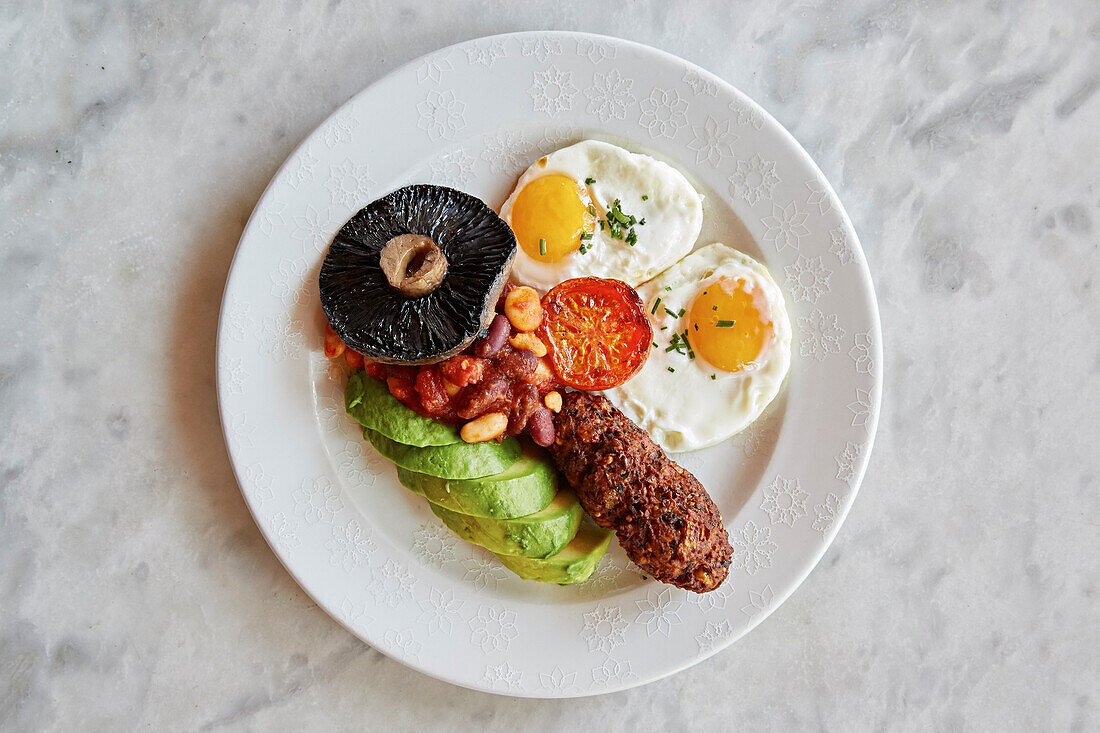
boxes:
[441,378,462,397]
[475,314,511,358]
[508,332,548,358]
[344,350,364,369]
[504,286,543,332]
[544,391,563,413]
[528,407,555,447]
[461,412,508,443]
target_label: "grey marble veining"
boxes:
[1,0,1098,730]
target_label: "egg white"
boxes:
[500,140,703,290]
[602,243,792,452]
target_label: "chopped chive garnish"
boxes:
[539,238,547,256]
[642,194,649,201]
[682,330,695,360]
[603,199,641,244]
[580,232,593,240]
[665,286,672,292]
[693,323,699,331]
[677,308,685,317]
[667,367,675,373]
[639,218,646,225]
[651,297,662,314]
[599,220,605,230]
[664,307,678,318]
[712,305,718,311]
[710,375,717,381]
[652,342,658,348]
[585,177,596,184]
[716,320,736,327]
[588,205,596,215]
[660,326,668,331]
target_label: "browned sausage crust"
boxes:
[548,391,732,593]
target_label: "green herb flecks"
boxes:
[665,330,695,360]
[681,329,695,360]
[604,199,642,246]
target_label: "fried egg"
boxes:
[500,140,703,290]
[603,243,791,452]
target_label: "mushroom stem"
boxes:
[379,234,448,298]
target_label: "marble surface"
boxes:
[2,0,1098,729]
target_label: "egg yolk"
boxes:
[688,277,773,373]
[510,175,596,263]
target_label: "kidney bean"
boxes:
[474,314,511,358]
[507,383,541,435]
[493,346,537,379]
[457,377,510,420]
[528,407,555,447]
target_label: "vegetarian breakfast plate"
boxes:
[217,31,882,697]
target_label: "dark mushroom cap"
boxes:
[320,185,517,364]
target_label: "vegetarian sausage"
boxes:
[548,391,732,593]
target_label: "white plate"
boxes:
[217,31,882,698]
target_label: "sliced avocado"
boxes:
[495,524,614,585]
[345,371,460,447]
[396,448,557,519]
[364,427,520,480]
[429,489,583,558]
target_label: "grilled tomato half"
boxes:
[538,277,652,391]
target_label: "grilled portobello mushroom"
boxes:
[320,185,516,364]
